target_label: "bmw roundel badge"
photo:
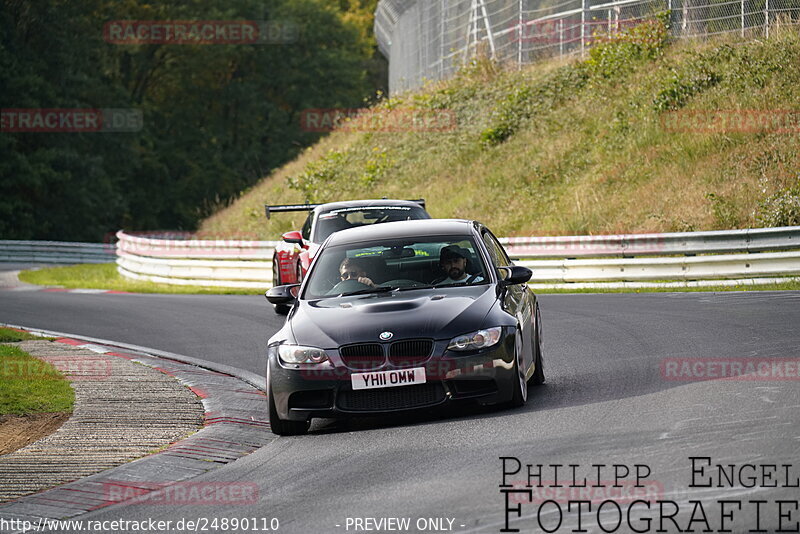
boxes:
[379,331,393,341]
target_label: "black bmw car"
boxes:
[265,219,544,435]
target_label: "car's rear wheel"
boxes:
[272,256,290,315]
[529,304,545,386]
[509,328,528,407]
[267,372,309,436]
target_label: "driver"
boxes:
[435,245,483,285]
[338,258,376,287]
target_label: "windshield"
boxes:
[303,236,488,299]
[311,205,429,243]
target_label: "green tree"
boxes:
[1,0,379,240]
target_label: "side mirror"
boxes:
[266,284,300,305]
[497,266,532,286]
[281,231,304,245]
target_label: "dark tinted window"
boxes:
[312,205,429,243]
[482,231,511,267]
[301,213,313,241]
[303,236,486,298]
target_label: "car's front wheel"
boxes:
[267,377,309,436]
[529,304,545,386]
[509,328,528,408]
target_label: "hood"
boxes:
[289,285,497,348]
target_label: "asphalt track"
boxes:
[1,289,798,533]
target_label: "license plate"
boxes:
[351,367,427,390]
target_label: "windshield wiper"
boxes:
[435,281,470,288]
[339,286,396,297]
[395,284,434,291]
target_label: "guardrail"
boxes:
[0,240,114,264]
[500,226,800,258]
[115,231,279,289]
[112,227,800,289]
[519,250,800,282]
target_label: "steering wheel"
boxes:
[327,278,370,295]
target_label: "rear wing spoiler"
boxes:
[264,203,320,219]
[264,199,426,219]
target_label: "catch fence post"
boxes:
[581,0,590,56]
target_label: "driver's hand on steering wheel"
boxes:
[357,276,375,287]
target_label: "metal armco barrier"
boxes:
[518,250,800,282]
[0,240,114,264]
[500,226,800,257]
[112,227,800,289]
[115,231,279,289]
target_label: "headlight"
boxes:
[275,344,329,364]
[447,327,503,351]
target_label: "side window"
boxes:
[301,213,312,241]
[482,231,511,268]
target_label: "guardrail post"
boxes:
[559,19,564,57]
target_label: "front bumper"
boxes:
[267,335,518,422]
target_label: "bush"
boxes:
[479,65,588,147]
[288,150,347,203]
[585,12,670,79]
[757,182,800,227]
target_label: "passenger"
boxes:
[435,245,483,285]
[338,257,376,287]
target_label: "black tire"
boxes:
[509,329,528,408]
[529,304,545,386]
[272,256,290,315]
[267,374,309,436]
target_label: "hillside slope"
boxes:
[200,19,800,239]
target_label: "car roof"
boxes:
[325,219,481,245]
[313,199,426,214]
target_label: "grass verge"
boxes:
[17,263,800,295]
[18,263,264,295]
[0,327,46,342]
[0,344,75,415]
[533,279,800,293]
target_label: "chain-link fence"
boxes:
[375,0,800,93]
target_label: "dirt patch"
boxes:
[0,412,70,455]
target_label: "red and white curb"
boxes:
[0,325,273,525]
